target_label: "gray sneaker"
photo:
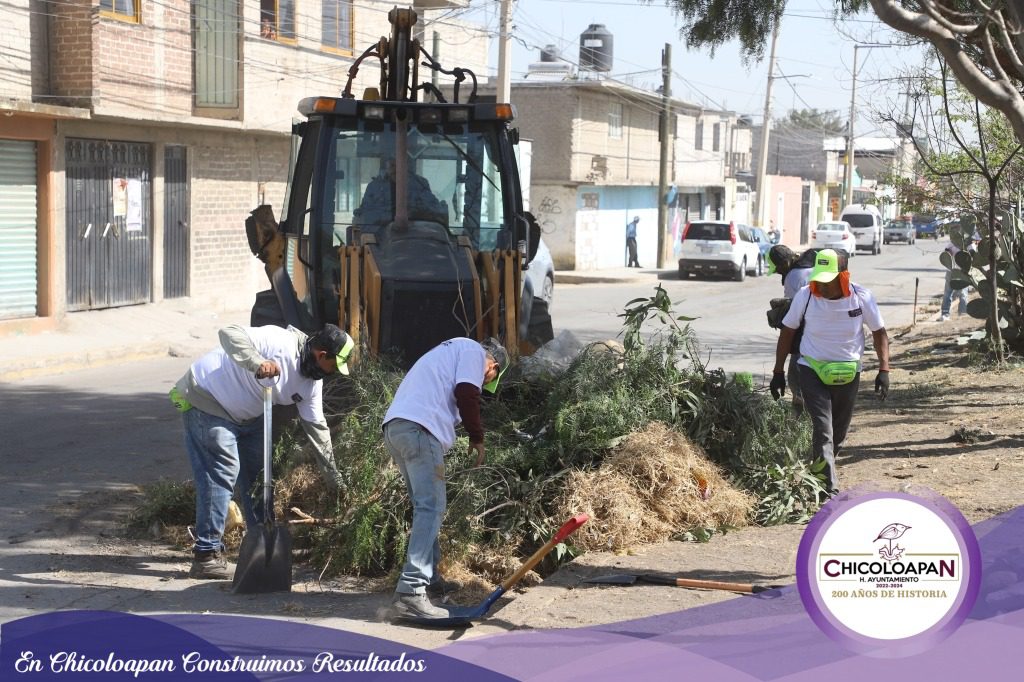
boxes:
[391,592,448,620]
[189,551,229,580]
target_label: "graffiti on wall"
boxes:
[535,195,564,234]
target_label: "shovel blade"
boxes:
[583,574,640,585]
[231,524,292,594]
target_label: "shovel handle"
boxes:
[499,514,588,592]
[668,577,771,593]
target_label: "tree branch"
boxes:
[869,0,1024,143]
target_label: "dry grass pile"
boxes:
[442,545,542,606]
[552,422,756,551]
[275,463,332,519]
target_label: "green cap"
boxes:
[480,337,510,394]
[766,251,777,275]
[809,249,841,283]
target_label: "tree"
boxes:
[885,59,1023,361]
[777,108,845,134]
[662,0,1024,142]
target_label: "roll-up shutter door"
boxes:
[0,140,38,320]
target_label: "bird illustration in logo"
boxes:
[874,522,911,561]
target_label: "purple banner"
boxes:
[2,506,1021,681]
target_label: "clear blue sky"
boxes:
[447,0,928,136]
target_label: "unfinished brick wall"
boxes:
[93,0,192,117]
[50,0,95,105]
[190,135,291,310]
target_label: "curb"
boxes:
[0,343,203,383]
[555,272,666,285]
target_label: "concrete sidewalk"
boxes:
[0,299,252,383]
[555,266,668,285]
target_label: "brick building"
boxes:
[0,0,484,330]
[497,80,753,270]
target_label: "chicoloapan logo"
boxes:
[797,490,980,657]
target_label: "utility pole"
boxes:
[844,46,860,208]
[431,32,440,102]
[657,43,671,269]
[845,43,894,207]
[497,0,513,103]
[754,25,779,229]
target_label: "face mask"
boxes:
[299,341,330,380]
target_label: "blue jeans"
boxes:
[383,418,446,595]
[942,270,968,316]
[183,409,264,553]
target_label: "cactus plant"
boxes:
[941,211,1024,350]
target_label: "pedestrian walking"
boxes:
[765,244,817,414]
[170,324,353,580]
[382,337,509,620]
[769,249,890,494]
[940,234,978,321]
[626,216,641,268]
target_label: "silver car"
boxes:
[884,219,916,244]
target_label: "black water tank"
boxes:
[540,44,561,62]
[579,24,613,72]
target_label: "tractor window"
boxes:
[319,117,508,250]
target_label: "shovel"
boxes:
[398,513,589,627]
[584,573,787,594]
[232,384,292,594]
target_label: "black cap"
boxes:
[311,324,354,375]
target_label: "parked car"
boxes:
[839,204,884,255]
[749,227,774,263]
[913,214,939,239]
[525,237,554,308]
[884,219,916,244]
[678,221,764,281]
[811,221,856,258]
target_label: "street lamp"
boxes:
[844,43,895,207]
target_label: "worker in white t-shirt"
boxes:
[769,249,891,493]
[170,323,354,580]
[382,337,509,620]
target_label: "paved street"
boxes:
[0,242,950,645]
[554,239,947,377]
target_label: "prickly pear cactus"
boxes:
[940,211,1024,349]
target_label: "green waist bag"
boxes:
[169,386,193,413]
[803,357,859,386]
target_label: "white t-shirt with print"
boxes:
[383,337,486,451]
[782,283,885,370]
[192,325,324,425]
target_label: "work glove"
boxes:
[875,370,890,401]
[770,371,786,400]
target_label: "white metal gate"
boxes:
[0,140,39,320]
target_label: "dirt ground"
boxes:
[13,308,1024,643]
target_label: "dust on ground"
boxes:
[17,312,1024,638]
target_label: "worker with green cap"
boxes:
[172,323,354,580]
[382,337,509,620]
[769,249,890,493]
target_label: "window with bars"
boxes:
[695,120,704,150]
[260,0,296,42]
[608,102,623,139]
[322,0,353,53]
[194,0,239,110]
[713,123,722,152]
[100,0,139,22]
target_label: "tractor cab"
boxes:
[247,8,547,368]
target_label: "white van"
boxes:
[839,204,884,255]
